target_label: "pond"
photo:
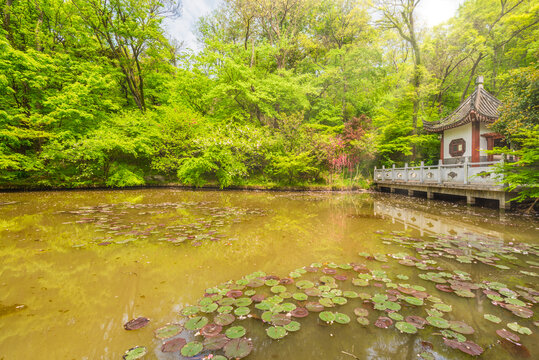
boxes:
[0,189,537,360]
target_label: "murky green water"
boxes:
[0,189,537,360]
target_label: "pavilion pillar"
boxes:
[440,133,444,163]
[471,119,480,164]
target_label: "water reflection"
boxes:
[0,189,537,359]
[374,201,504,239]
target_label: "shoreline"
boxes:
[0,183,372,194]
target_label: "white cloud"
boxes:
[163,0,220,50]
[163,0,465,51]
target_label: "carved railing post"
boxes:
[438,159,443,184]
[392,164,395,181]
[420,161,424,183]
[404,163,408,182]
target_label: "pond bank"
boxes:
[0,182,371,193]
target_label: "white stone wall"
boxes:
[443,123,471,159]
[479,123,492,157]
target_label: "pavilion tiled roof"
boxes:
[424,86,501,133]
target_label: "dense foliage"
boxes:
[0,0,537,191]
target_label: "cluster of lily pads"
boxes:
[122,231,538,359]
[60,202,267,247]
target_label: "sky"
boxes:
[164,0,466,51]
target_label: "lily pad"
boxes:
[483,314,501,323]
[271,313,292,326]
[180,341,203,357]
[405,316,427,329]
[214,313,235,326]
[319,311,336,323]
[124,317,150,330]
[433,303,452,312]
[285,321,301,332]
[234,307,250,316]
[426,316,449,329]
[374,316,393,328]
[181,306,199,316]
[444,339,484,356]
[185,316,208,331]
[356,317,369,326]
[449,321,474,335]
[305,302,324,312]
[161,337,186,353]
[291,307,309,318]
[203,334,229,350]
[497,328,521,342]
[389,312,404,321]
[155,324,183,339]
[396,321,417,334]
[200,323,222,337]
[266,326,287,339]
[403,296,424,306]
[123,346,147,360]
[293,292,308,301]
[296,280,315,289]
[507,322,532,335]
[334,313,351,324]
[226,326,246,339]
[223,338,253,359]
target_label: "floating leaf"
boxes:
[374,317,393,328]
[284,321,301,332]
[180,341,203,357]
[507,322,532,335]
[332,297,347,305]
[389,312,404,321]
[405,316,427,329]
[352,307,367,317]
[296,280,314,289]
[124,317,149,330]
[444,339,484,356]
[306,302,324,312]
[200,323,222,337]
[214,313,235,326]
[403,296,424,306]
[271,313,291,326]
[234,307,250,316]
[449,321,474,335]
[226,326,246,339]
[441,329,466,342]
[319,311,336,323]
[496,329,520,343]
[181,306,200,316]
[271,285,286,294]
[484,314,501,323]
[291,307,309,318]
[293,293,308,301]
[433,303,452,312]
[185,316,208,331]
[123,346,147,360]
[223,338,253,359]
[161,337,186,353]
[203,334,229,350]
[200,303,218,313]
[396,321,417,334]
[155,324,183,339]
[335,313,351,324]
[426,316,449,329]
[218,305,233,314]
[266,326,287,339]
[356,317,369,326]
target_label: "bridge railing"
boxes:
[373,159,504,186]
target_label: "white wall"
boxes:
[479,123,492,156]
[443,123,471,159]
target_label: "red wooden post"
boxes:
[440,133,444,163]
[471,119,480,163]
